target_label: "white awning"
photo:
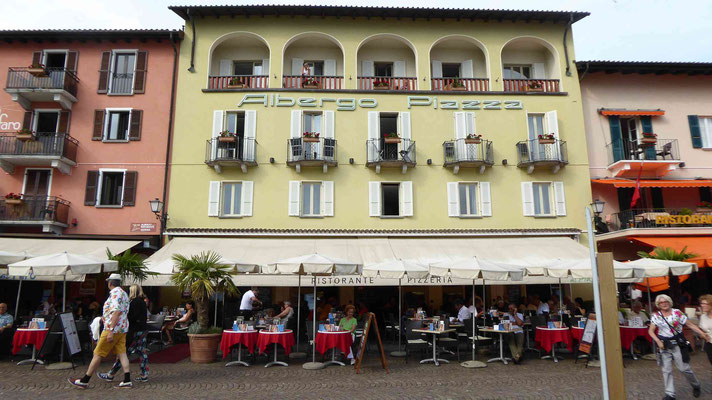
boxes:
[0,238,139,259]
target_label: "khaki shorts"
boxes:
[93,330,127,357]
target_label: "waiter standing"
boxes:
[239,287,262,320]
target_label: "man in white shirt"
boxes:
[504,303,525,364]
[455,299,471,323]
[239,287,262,319]
[536,298,550,315]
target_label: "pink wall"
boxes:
[0,38,177,236]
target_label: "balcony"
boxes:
[358,76,417,91]
[503,78,560,93]
[205,137,257,173]
[604,208,712,233]
[5,67,78,110]
[0,132,78,175]
[366,138,416,174]
[516,139,568,173]
[282,75,343,90]
[0,196,70,234]
[431,78,489,92]
[287,137,337,173]
[443,139,493,174]
[357,34,417,91]
[606,138,682,178]
[208,75,269,90]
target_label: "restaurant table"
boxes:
[480,327,522,365]
[413,328,455,366]
[257,330,294,367]
[535,327,572,363]
[12,328,48,366]
[221,330,259,367]
[620,326,652,360]
[571,327,584,343]
[315,330,353,367]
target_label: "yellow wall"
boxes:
[168,16,591,232]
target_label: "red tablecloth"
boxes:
[257,330,295,356]
[619,326,652,350]
[220,330,258,359]
[535,327,572,353]
[12,328,48,355]
[315,331,353,356]
[571,327,584,342]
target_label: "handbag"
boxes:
[658,312,692,362]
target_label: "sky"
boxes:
[1,0,710,62]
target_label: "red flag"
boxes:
[630,163,644,208]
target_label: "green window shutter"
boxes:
[608,116,624,162]
[688,115,703,148]
[640,116,656,160]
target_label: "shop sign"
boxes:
[655,214,712,225]
[130,223,156,232]
[0,108,21,131]
[311,275,456,286]
[237,94,523,111]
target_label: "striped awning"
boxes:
[592,179,712,188]
[598,108,665,116]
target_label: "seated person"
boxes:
[573,297,586,316]
[504,303,525,364]
[455,299,471,323]
[338,305,358,365]
[625,301,650,324]
[536,297,550,315]
[0,303,14,358]
[274,301,294,321]
[163,301,196,344]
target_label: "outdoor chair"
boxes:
[656,142,672,159]
[384,313,399,343]
[464,318,493,355]
[404,319,429,363]
[146,314,165,350]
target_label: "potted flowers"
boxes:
[384,132,401,144]
[373,78,390,90]
[465,133,482,144]
[27,63,48,77]
[218,130,236,143]
[538,134,556,144]
[698,201,712,213]
[640,132,657,147]
[446,78,466,91]
[303,131,320,143]
[227,77,248,89]
[526,80,544,92]
[302,77,320,89]
[16,128,35,141]
[5,193,22,205]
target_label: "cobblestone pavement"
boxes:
[1,350,711,399]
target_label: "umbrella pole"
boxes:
[559,279,563,314]
[214,293,218,328]
[391,279,406,357]
[291,275,306,358]
[62,275,67,312]
[461,279,486,368]
[14,280,22,319]
[303,276,324,369]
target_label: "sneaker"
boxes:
[116,381,133,389]
[135,376,148,383]
[68,378,88,389]
[663,395,675,400]
[693,386,701,398]
[350,358,355,365]
[97,372,114,382]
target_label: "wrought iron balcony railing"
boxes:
[443,139,494,165]
[516,139,568,166]
[208,75,269,89]
[0,132,78,162]
[0,195,70,225]
[205,137,256,164]
[287,137,337,164]
[366,138,416,165]
[6,67,78,97]
[606,138,680,165]
[503,78,560,93]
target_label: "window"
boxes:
[442,63,461,78]
[527,114,545,139]
[375,62,393,77]
[34,111,59,133]
[105,111,130,141]
[458,183,479,216]
[304,61,324,76]
[381,183,400,216]
[532,182,552,216]
[98,171,124,206]
[700,187,712,204]
[221,182,242,217]
[303,112,322,135]
[225,111,245,136]
[503,64,531,79]
[699,117,712,148]
[43,52,66,69]
[301,182,321,216]
[110,52,136,94]
[234,61,262,76]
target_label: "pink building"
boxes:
[578,61,712,269]
[0,30,181,246]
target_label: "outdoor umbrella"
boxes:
[363,259,428,357]
[0,250,34,318]
[627,258,698,314]
[265,253,360,370]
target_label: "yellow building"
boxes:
[160,5,594,310]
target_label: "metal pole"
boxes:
[390,279,406,357]
[482,279,486,311]
[214,293,218,328]
[312,279,317,362]
[586,206,610,400]
[297,275,301,349]
[62,275,67,312]
[559,279,563,314]
[15,280,22,319]
[472,280,476,360]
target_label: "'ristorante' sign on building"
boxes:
[656,214,712,225]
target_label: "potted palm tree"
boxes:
[107,248,157,283]
[637,246,698,307]
[171,251,238,363]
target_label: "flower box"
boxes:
[227,83,246,89]
[384,137,401,144]
[302,83,319,89]
[5,199,22,205]
[303,137,319,143]
[27,67,48,77]
[526,86,544,92]
[640,137,657,146]
[373,85,390,90]
[446,84,467,91]
[465,138,481,144]
[16,133,34,141]
[218,136,236,143]
[538,138,556,144]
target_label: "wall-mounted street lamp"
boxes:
[149,198,168,234]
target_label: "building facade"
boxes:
[579,61,712,282]
[0,30,181,245]
[161,5,594,306]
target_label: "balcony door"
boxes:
[620,117,639,160]
[43,51,67,88]
[34,111,59,134]
[23,169,51,219]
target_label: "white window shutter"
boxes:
[219,60,232,76]
[323,111,335,138]
[211,110,223,160]
[454,112,466,139]
[553,182,567,216]
[324,59,336,76]
[462,59,474,78]
[288,181,300,216]
[241,181,253,216]
[291,58,304,75]
[322,181,334,216]
[208,181,220,217]
[262,58,270,76]
[400,181,413,217]
[532,62,546,79]
[465,112,476,135]
[369,182,381,217]
[521,182,534,216]
[394,61,406,77]
[546,110,559,138]
[367,112,380,162]
[447,182,459,217]
[431,60,443,78]
[290,110,302,138]
[480,182,492,217]
[399,112,411,140]
[362,60,374,77]
[244,110,256,161]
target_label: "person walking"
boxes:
[648,294,707,399]
[98,285,150,383]
[698,294,712,367]
[69,274,132,389]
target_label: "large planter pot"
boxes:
[188,333,221,363]
[218,136,236,143]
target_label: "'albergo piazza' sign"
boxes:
[238,94,524,111]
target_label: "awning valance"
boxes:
[0,238,139,260]
[592,179,712,188]
[598,108,665,116]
